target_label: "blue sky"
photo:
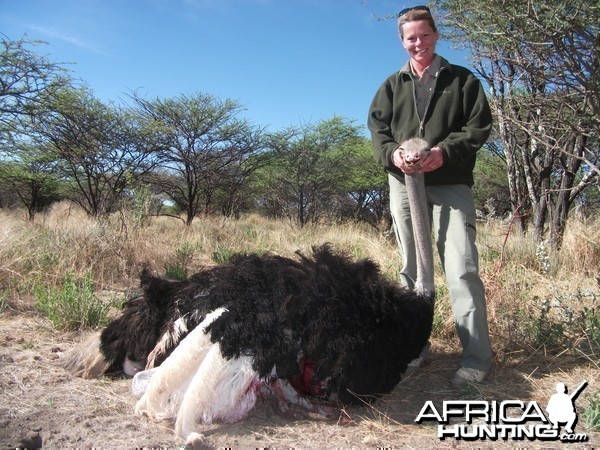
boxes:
[1,0,468,133]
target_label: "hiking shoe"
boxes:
[406,342,430,372]
[452,367,488,388]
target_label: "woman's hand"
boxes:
[419,146,445,172]
[393,146,445,174]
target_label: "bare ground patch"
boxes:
[0,312,597,449]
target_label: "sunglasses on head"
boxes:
[398,5,431,17]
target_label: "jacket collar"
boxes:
[399,55,451,78]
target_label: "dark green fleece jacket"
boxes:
[368,56,492,186]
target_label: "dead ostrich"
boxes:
[62,141,435,444]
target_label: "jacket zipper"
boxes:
[414,66,447,140]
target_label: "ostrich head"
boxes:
[398,137,431,170]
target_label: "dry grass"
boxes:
[0,203,403,302]
[0,202,599,446]
[1,202,598,349]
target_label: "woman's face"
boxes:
[401,20,438,67]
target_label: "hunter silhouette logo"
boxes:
[546,380,587,435]
[415,380,589,442]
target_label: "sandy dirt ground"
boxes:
[0,312,597,449]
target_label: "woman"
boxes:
[367,6,493,388]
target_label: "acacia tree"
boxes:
[216,148,269,218]
[0,37,69,138]
[472,141,512,218]
[257,117,364,227]
[434,0,599,247]
[32,87,164,217]
[337,136,388,225]
[134,93,264,226]
[0,37,71,213]
[0,143,60,220]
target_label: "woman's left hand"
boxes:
[419,146,445,172]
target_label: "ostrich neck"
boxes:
[404,172,435,299]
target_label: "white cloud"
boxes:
[27,24,113,57]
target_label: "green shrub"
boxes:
[580,304,599,354]
[583,391,600,430]
[523,290,599,354]
[527,298,566,351]
[164,242,194,280]
[212,245,235,265]
[33,271,109,330]
[164,263,187,280]
[0,290,7,314]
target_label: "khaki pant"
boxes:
[388,174,493,371]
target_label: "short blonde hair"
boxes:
[398,8,437,38]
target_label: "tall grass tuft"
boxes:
[0,289,7,314]
[583,391,600,430]
[32,271,110,330]
[164,241,195,280]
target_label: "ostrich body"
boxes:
[397,137,435,299]
[62,188,436,443]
